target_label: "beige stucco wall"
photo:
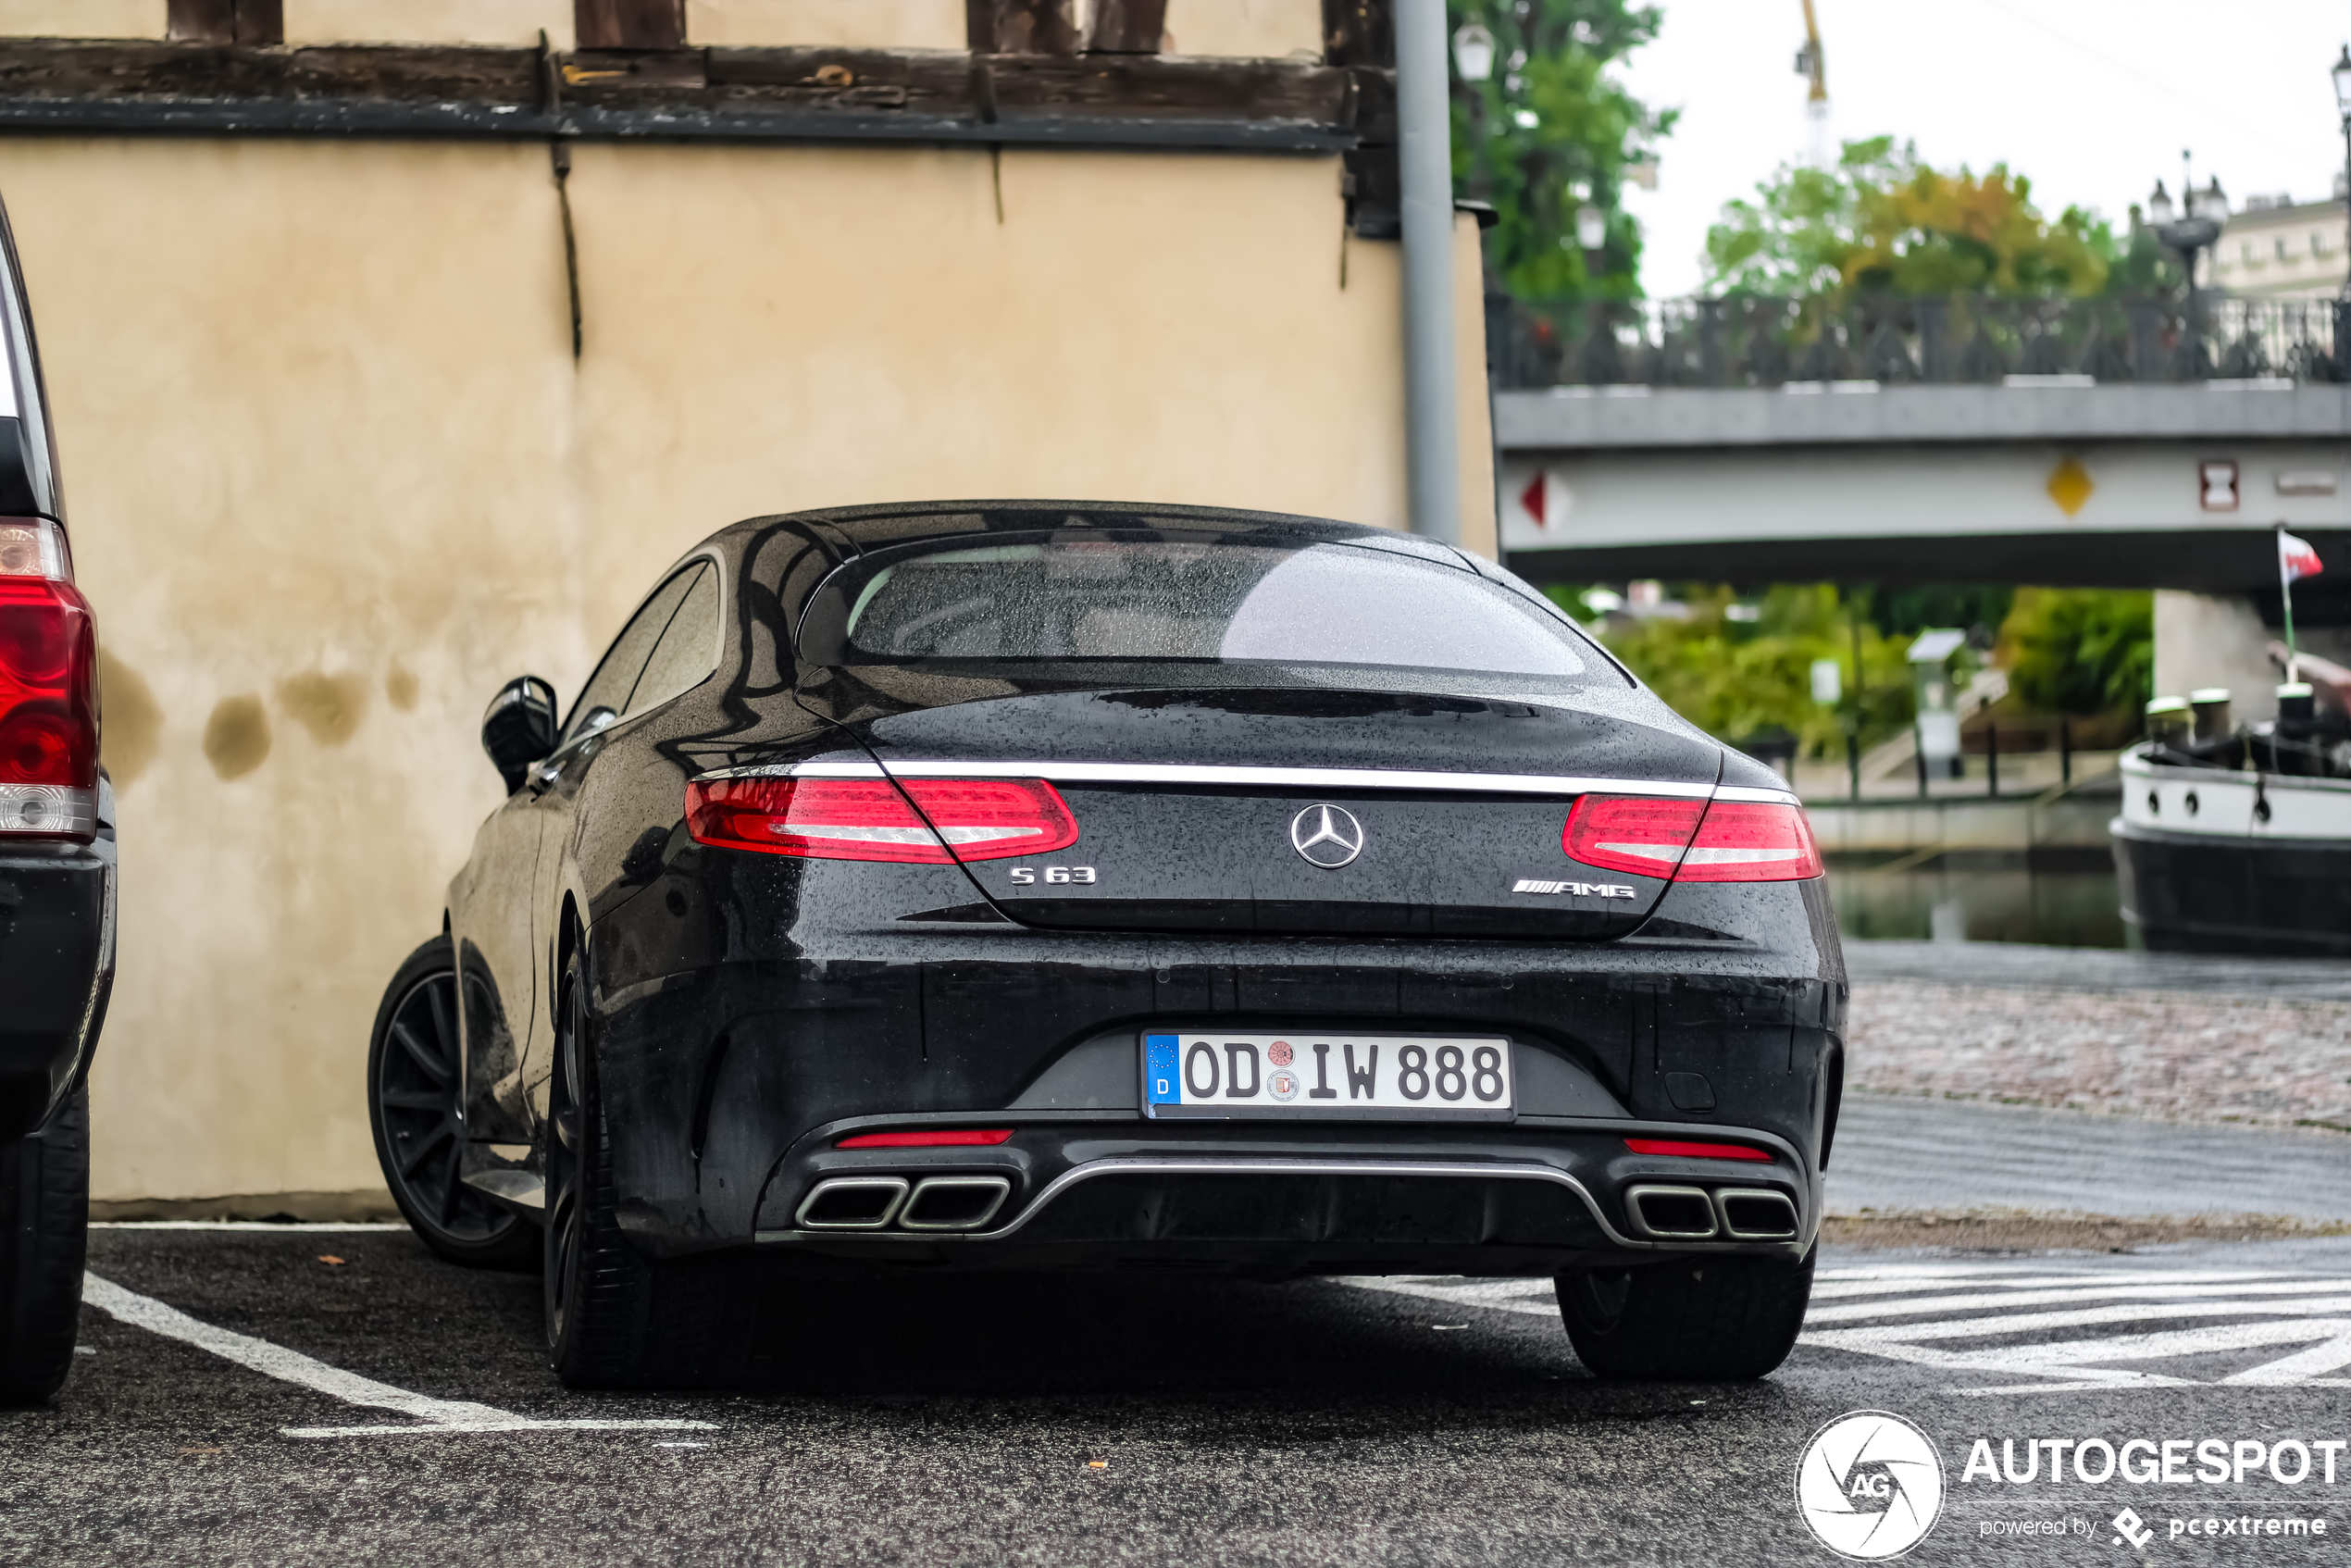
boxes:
[0,0,164,38]
[287,0,574,45]
[1163,0,1321,59]
[2,135,1494,1201]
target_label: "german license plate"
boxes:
[1142,1032,1513,1121]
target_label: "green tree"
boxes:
[1704,136,2119,300]
[1449,0,1675,302]
[1996,589,2153,716]
[1566,585,1916,756]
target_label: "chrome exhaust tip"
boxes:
[795,1176,910,1229]
[1715,1188,1799,1240]
[898,1176,1013,1231]
[1623,1184,1719,1240]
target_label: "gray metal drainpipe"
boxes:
[1394,0,1461,546]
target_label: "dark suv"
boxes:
[0,193,110,1403]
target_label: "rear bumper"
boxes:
[0,793,116,1139]
[584,873,1844,1270]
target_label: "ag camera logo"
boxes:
[1796,1411,1946,1560]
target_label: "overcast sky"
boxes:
[1612,0,2351,297]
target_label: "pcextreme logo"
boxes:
[1796,1411,1947,1560]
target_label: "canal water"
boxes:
[1824,851,2126,948]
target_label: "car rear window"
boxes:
[802,532,1611,683]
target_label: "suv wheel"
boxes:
[0,1087,89,1405]
[367,938,535,1267]
[1557,1247,1816,1381]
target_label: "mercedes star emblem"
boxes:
[1288,804,1365,869]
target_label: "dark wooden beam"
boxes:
[1320,0,1391,67]
[966,0,1079,56]
[1084,0,1166,54]
[167,0,280,46]
[575,0,682,51]
[0,40,1361,151]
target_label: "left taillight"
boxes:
[1563,794,1821,883]
[685,776,1078,864]
[0,517,97,842]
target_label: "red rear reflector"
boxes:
[1624,1139,1773,1163]
[836,1128,1015,1150]
[1562,795,1821,883]
[685,777,1077,864]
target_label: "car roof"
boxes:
[715,500,1409,559]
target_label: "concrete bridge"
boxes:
[1486,295,2351,714]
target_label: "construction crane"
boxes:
[1795,0,1829,164]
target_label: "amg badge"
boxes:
[1512,878,1637,898]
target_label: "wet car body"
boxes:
[442,504,1845,1309]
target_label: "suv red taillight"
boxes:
[685,776,1077,864]
[0,518,97,841]
[1563,794,1821,883]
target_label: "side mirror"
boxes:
[481,677,558,793]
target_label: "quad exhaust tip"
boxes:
[899,1176,1012,1231]
[1624,1184,1798,1242]
[795,1175,1012,1232]
[796,1176,909,1229]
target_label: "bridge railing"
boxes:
[1492,294,2351,390]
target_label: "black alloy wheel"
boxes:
[367,938,534,1267]
[1557,1247,1817,1381]
[543,944,742,1389]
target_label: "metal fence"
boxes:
[1490,293,2351,390]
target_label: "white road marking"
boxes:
[81,1272,716,1439]
[1800,1263,2351,1391]
[1338,1260,2351,1391]
[1336,1276,1558,1317]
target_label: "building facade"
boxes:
[0,0,1494,1208]
[2211,189,2350,299]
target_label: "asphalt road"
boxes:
[6,1226,2351,1565]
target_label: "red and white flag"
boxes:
[2282,530,2324,583]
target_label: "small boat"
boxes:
[2112,674,2351,955]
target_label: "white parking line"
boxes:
[81,1273,717,1439]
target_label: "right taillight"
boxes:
[0,517,97,842]
[686,775,1077,864]
[1563,794,1820,883]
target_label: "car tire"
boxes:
[367,937,537,1268]
[0,1086,89,1406]
[1556,1246,1816,1381]
[543,947,742,1390]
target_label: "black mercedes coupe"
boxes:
[368,503,1844,1388]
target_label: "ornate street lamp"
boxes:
[2332,45,2351,299]
[1576,200,1608,282]
[2152,155,2223,376]
[1451,19,1496,202]
[1451,19,1496,83]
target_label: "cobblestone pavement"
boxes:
[1843,945,2351,1130]
[1827,1095,2351,1223]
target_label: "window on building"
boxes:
[2278,236,2292,260]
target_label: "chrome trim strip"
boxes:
[768,1158,1651,1251]
[1713,784,1806,805]
[700,758,1789,803]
